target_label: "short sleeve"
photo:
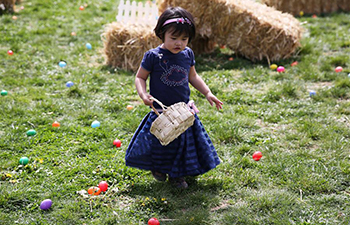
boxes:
[141,51,154,72]
[188,48,196,67]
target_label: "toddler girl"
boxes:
[125,6,223,189]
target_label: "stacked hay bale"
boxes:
[158,0,303,63]
[0,0,15,14]
[262,0,349,16]
[102,22,161,72]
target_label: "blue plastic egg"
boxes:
[59,61,67,68]
[86,43,92,50]
[66,81,74,88]
[309,90,316,97]
[91,120,100,128]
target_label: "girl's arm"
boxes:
[189,66,223,110]
[135,66,153,106]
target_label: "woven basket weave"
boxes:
[150,97,195,146]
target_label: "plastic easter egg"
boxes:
[270,64,277,70]
[66,81,74,88]
[291,61,298,66]
[58,61,67,68]
[40,199,52,210]
[113,139,122,148]
[7,50,13,56]
[79,5,84,10]
[85,43,92,50]
[335,66,343,73]
[26,129,37,136]
[126,105,133,110]
[91,120,100,128]
[12,16,17,20]
[88,187,101,195]
[309,90,316,97]
[1,90,8,96]
[52,121,60,127]
[19,157,29,165]
[71,32,76,36]
[299,11,304,16]
[252,151,262,161]
[148,217,160,225]
[277,66,285,73]
[348,73,350,78]
[98,181,108,192]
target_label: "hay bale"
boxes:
[102,22,161,72]
[158,0,303,63]
[0,0,15,14]
[338,0,350,12]
[262,0,348,15]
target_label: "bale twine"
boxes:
[158,0,303,63]
[262,0,349,16]
[101,22,161,72]
[0,0,15,14]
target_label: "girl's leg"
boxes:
[168,177,188,189]
[151,171,167,182]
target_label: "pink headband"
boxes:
[162,17,192,26]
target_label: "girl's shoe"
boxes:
[151,171,167,182]
[169,177,188,189]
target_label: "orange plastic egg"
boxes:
[88,187,101,195]
[52,121,60,127]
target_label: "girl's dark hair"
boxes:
[154,7,196,43]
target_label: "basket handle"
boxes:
[150,97,167,116]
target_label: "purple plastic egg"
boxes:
[40,199,52,210]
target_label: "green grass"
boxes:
[1,1,350,224]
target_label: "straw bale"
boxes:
[0,0,15,14]
[158,0,303,63]
[189,36,216,55]
[262,0,348,15]
[338,0,350,12]
[102,22,161,72]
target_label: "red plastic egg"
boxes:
[291,61,298,66]
[7,50,13,56]
[98,181,108,192]
[113,139,122,148]
[335,66,343,73]
[252,151,262,161]
[148,217,160,225]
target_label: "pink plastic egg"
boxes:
[277,66,285,73]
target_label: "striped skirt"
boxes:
[125,112,221,178]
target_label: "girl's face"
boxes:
[161,29,189,54]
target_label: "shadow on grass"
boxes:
[127,175,224,225]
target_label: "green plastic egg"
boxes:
[26,129,37,136]
[19,157,29,165]
[1,90,8,96]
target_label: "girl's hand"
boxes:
[141,93,153,106]
[205,92,223,110]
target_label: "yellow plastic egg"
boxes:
[270,64,278,70]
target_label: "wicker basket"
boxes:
[150,97,195,146]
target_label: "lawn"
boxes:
[1,0,350,224]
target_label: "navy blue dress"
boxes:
[125,46,220,178]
